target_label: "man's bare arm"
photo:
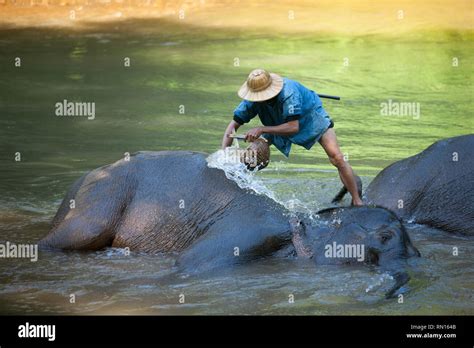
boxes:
[261,120,299,136]
[245,120,299,141]
[222,120,241,149]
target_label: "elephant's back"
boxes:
[366,134,474,235]
[128,151,247,204]
[43,149,288,253]
[111,150,259,252]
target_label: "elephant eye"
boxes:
[378,231,393,244]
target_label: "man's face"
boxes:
[262,94,278,105]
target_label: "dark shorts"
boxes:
[262,115,334,154]
[317,118,334,145]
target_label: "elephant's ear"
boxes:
[290,218,314,259]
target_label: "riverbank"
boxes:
[1,0,472,35]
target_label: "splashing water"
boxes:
[365,273,395,293]
[206,147,279,200]
[206,147,319,219]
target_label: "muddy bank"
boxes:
[1,0,472,35]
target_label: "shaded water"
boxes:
[0,17,473,314]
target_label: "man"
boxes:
[221,68,363,206]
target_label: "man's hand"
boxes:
[245,127,264,142]
[222,120,241,149]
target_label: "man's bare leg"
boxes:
[319,128,363,206]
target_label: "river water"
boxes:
[0,16,473,314]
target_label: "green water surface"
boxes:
[0,18,473,315]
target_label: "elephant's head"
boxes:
[289,206,421,298]
[362,214,420,298]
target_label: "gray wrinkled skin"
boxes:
[40,150,420,297]
[291,206,421,298]
[40,151,293,271]
[365,134,474,235]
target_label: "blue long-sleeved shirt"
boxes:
[233,78,332,157]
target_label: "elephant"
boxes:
[40,151,293,257]
[39,150,419,297]
[332,135,473,235]
[289,206,420,298]
[365,135,474,235]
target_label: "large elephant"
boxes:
[40,151,293,258]
[364,135,474,235]
[39,151,419,297]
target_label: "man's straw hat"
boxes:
[238,69,284,102]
